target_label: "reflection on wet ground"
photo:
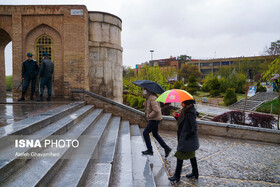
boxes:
[0,97,70,127]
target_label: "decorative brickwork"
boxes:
[0,5,122,102]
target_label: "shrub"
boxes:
[137,97,146,109]
[123,94,128,103]
[219,77,229,93]
[161,103,179,116]
[256,82,267,92]
[126,95,134,104]
[212,113,229,123]
[201,80,211,92]
[212,111,245,125]
[209,77,220,96]
[186,75,198,95]
[166,83,174,91]
[129,96,138,107]
[247,113,276,129]
[223,88,237,106]
[180,85,187,90]
[228,111,245,124]
[173,81,184,89]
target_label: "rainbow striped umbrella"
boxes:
[156,89,194,104]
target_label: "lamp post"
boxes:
[150,50,154,61]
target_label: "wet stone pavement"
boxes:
[0,98,68,127]
[153,130,280,186]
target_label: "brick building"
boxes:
[134,55,275,79]
[0,5,123,102]
[188,55,275,78]
[134,56,179,75]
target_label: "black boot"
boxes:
[47,95,51,101]
[168,159,183,183]
[18,92,25,101]
[186,157,199,179]
[142,150,153,155]
[168,175,180,183]
[36,95,43,101]
[165,147,172,157]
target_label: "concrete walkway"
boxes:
[196,104,232,116]
[154,130,280,187]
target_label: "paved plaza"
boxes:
[154,130,280,186]
[0,100,279,186]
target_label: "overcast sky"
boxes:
[2,0,280,75]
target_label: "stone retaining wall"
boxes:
[72,89,280,144]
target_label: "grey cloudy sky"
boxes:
[2,0,280,75]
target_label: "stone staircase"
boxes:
[229,92,278,111]
[0,101,171,187]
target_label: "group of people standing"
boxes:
[18,52,54,102]
[142,88,199,183]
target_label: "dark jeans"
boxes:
[39,77,52,96]
[143,120,169,152]
[22,76,36,94]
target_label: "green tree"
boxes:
[123,66,135,79]
[223,88,237,106]
[262,57,280,80]
[186,75,198,95]
[201,73,214,92]
[256,81,267,92]
[179,64,202,83]
[173,81,184,89]
[209,77,220,96]
[264,39,280,58]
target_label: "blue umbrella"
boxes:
[132,80,165,94]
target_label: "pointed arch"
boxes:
[0,28,12,101]
[24,24,64,97]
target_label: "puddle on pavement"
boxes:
[0,97,65,127]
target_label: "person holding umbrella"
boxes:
[132,80,172,157]
[156,89,200,182]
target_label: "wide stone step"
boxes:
[0,105,94,183]
[130,125,156,187]
[110,121,133,187]
[0,101,86,149]
[1,109,103,187]
[49,112,112,187]
[142,129,172,187]
[230,99,264,111]
[83,116,121,186]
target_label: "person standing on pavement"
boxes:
[37,52,54,101]
[168,99,200,183]
[18,52,39,101]
[142,88,172,157]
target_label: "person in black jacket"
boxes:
[37,52,54,101]
[168,99,200,183]
[18,52,39,101]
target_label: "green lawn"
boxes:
[194,91,246,106]
[256,99,279,115]
[6,76,13,91]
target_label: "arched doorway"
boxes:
[0,28,12,102]
[25,24,63,97]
